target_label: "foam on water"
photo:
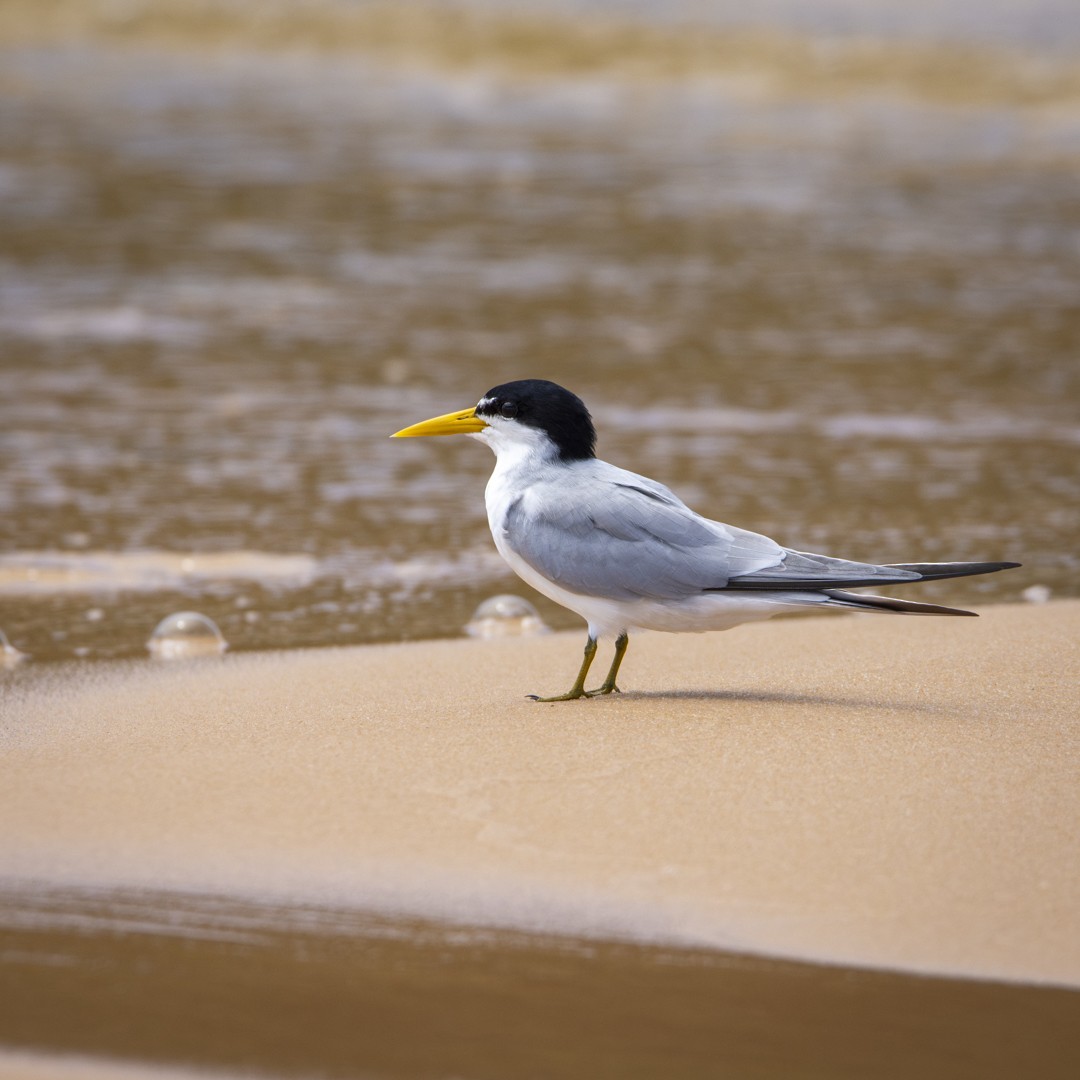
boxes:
[0,1049,248,1080]
[0,552,320,595]
[600,405,1080,444]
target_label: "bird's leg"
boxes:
[586,633,628,696]
[528,635,597,702]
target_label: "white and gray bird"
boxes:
[392,379,1020,700]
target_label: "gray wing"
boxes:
[504,463,923,601]
[504,468,786,601]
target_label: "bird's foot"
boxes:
[527,688,588,702]
[585,683,621,697]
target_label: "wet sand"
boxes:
[3,599,1078,984]
[2,885,1078,1080]
[3,601,1079,1076]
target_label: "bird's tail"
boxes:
[824,590,977,616]
[822,560,1022,615]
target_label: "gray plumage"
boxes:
[500,458,978,606]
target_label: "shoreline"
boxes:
[4,886,1078,1080]
[2,599,1078,987]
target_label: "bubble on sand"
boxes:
[0,628,28,667]
[147,611,228,659]
[465,595,549,639]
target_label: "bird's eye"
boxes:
[500,401,518,419]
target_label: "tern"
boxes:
[393,379,1020,701]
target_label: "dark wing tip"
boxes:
[885,561,1022,581]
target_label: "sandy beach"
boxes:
[2,3,1078,1075]
[3,599,1077,988]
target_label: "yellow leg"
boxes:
[528,635,597,702]
[586,633,628,697]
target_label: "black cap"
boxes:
[476,380,596,462]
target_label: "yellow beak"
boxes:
[391,406,488,439]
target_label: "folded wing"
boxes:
[503,469,785,601]
[502,464,1017,601]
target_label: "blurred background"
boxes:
[1,0,1078,663]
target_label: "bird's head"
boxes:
[392,379,596,462]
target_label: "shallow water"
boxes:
[2,6,1079,663]
[2,883,1079,1080]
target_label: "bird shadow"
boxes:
[605,687,941,713]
